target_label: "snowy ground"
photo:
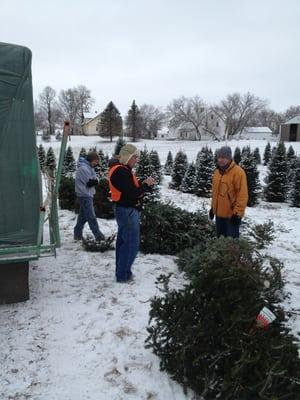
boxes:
[1,138,300,400]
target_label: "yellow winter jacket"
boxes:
[211,161,248,218]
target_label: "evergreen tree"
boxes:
[170,150,188,190]
[241,145,251,159]
[97,101,122,142]
[287,144,295,163]
[62,146,76,177]
[146,237,300,400]
[79,147,87,159]
[94,149,107,176]
[271,145,277,160]
[114,137,126,156]
[164,151,173,175]
[253,147,261,164]
[240,152,260,206]
[233,146,241,165]
[287,144,297,183]
[125,100,142,142]
[181,162,196,193]
[38,144,46,172]
[265,142,288,202]
[136,148,160,202]
[135,148,152,181]
[290,157,300,207]
[194,147,214,198]
[263,142,271,165]
[149,150,162,184]
[59,176,76,210]
[46,147,56,174]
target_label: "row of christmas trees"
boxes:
[37,139,300,208]
[166,142,300,207]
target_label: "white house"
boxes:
[156,126,177,140]
[161,112,225,141]
[82,111,101,136]
[240,127,273,140]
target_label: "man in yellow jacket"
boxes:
[209,146,248,238]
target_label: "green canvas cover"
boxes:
[0,42,41,246]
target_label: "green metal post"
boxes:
[51,121,70,248]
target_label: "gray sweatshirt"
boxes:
[75,157,98,198]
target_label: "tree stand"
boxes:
[0,262,29,304]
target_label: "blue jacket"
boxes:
[75,157,98,198]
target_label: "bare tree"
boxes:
[167,96,206,140]
[212,92,268,139]
[250,108,283,134]
[283,105,300,122]
[37,86,61,135]
[59,86,94,135]
[139,104,165,139]
[77,85,95,126]
[59,88,81,135]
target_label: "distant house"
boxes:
[157,112,224,141]
[280,116,300,142]
[82,111,101,136]
[156,126,177,140]
[240,127,273,140]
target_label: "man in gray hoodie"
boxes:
[74,151,105,241]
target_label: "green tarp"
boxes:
[0,42,41,246]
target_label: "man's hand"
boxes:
[144,176,155,186]
[86,179,98,188]
[231,214,241,226]
[209,208,214,220]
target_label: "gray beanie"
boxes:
[216,146,232,160]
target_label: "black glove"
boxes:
[86,179,98,188]
[209,208,214,220]
[231,214,241,226]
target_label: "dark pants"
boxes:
[114,206,140,282]
[74,196,102,240]
[216,216,240,238]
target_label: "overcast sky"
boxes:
[1,0,299,115]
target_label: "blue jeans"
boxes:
[215,216,240,239]
[74,197,102,240]
[114,206,140,282]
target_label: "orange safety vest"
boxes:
[108,164,140,202]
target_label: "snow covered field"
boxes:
[1,137,300,400]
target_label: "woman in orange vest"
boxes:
[209,146,248,238]
[108,144,154,283]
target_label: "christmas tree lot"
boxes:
[145,235,300,399]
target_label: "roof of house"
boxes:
[283,116,300,125]
[243,127,272,134]
[82,112,101,126]
[178,122,196,131]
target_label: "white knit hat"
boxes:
[119,144,140,165]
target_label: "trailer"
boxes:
[0,42,68,303]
